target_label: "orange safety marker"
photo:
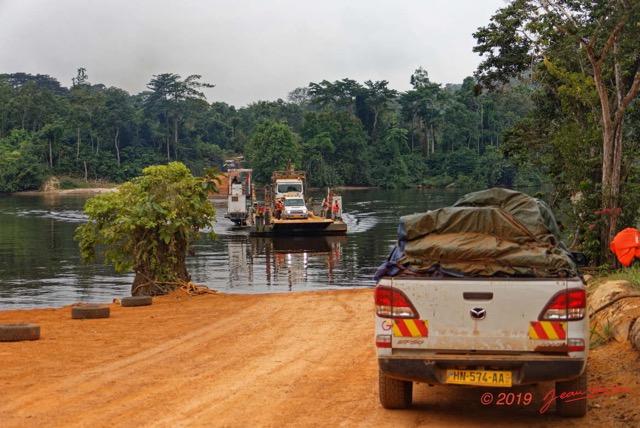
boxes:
[529,321,566,340]
[392,319,429,337]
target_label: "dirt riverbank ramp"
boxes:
[0,289,637,427]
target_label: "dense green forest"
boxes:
[2,1,640,265]
[0,67,536,193]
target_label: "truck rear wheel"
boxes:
[378,369,412,409]
[555,369,588,417]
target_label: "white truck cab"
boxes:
[275,180,303,200]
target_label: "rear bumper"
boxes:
[379,355,586,385]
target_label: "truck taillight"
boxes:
[568,339,586,352]
[539,288,586,321]
[375,286,418,318]
[376,334,392,348]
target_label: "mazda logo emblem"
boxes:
[470,308,486,320]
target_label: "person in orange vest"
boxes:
[610,228,640,267]
[275,200,283,219]
[333,200,340,219]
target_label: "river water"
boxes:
[0,188,474,310]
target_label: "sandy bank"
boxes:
[0,288,637,427]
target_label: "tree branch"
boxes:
[600,9,631,60]
[613,67,640,126]
[540,1,576,36]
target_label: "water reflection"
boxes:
[0,188,473,310]
[0,194,134,309]
[189,235,349,294]
[258,236,347,290]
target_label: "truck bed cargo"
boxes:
[374,188,589,417]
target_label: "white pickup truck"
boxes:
[374,188,589,417]
[282,195,309,220]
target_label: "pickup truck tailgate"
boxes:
[377,277,579,352]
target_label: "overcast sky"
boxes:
[0,0,506,107]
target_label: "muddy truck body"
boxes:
[374,188,589,417]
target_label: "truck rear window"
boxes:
[278,183,302,193]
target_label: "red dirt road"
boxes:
[0,288,638,427]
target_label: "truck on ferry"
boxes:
[249,162,347,236]
[223,164,253,227]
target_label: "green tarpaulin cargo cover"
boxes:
[393,188,577,278]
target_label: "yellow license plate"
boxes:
[445,369,512,387]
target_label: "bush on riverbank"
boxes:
[75,162,220,296]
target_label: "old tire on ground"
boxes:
[0,323,40,341]
[555,369,588,417]
[379,368,412,409]
[121,296,153,307]
[71,305,110,319]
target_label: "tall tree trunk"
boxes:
[115,127,121,166]
[76,126,81,158]
[165,118,171,161]
[421,122,429,158]
[410,115,416,152]
[570,20,640,264]
[478,101,483,155]
[601,119,624,262]
[48,139,53,170]
[430,124,436,154]
[173,117,179,160]
[372,109,379,145]
[589,43,639,263]
[21,107,27,130]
